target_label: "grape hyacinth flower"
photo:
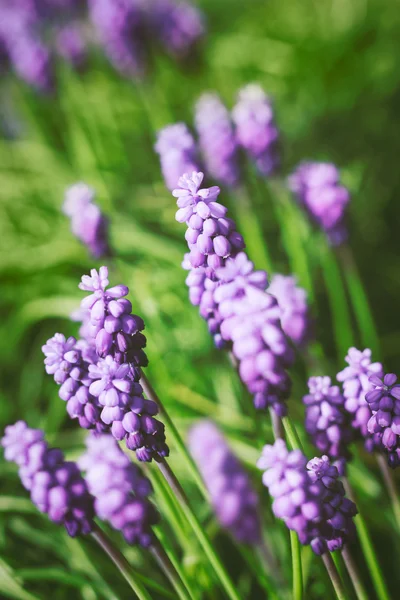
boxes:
[366,373,400,468]
[42,333,108,433]
[78,266,147,367]
[337,347,383,447]
[268,275,312,347]
[194,93,240,187]
[1,421,94,536]
[150,0,204,56]
[232,84,279,176]
[288,162,350,246]
[189,421,261,544]
[89,0,145,78]
[173,171,245,269]
[303,377,354,461]
[55,25,87,68]
[63,183,110,258]
[155,123,200,191]
[79,434,159,546]
[258,440,357,554]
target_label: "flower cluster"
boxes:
[63,183,110,258]
[232,84,279,176]
[154,123,200,191]
[173,172,294,414]
[337,347,383,449]
[1,421,94,537]
[189,421,261,544]
[268,275,312,347]
[79,434,159,546]
[195,93,240,187]
[148,0,205,56]
[366,373,400,468]
[43,267,169,462]
[258,440,357,554]
[288,162,350,245]
[303,377,354,461]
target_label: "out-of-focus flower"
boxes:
[149,0,204,56]
[195,93,240,187]
[55,25,87,68]
[1,421,94,536]
[79,434,159,545]
[268,275,312,347]
[288,162,350,246]
[155,123,200,191]
[232,84,279,176]
[189,420,261,544]
[63,183,110,258]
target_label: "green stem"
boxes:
[290,530,303,600]
[157,459,240,600]
[91,524,152,600]
[282,416,304,451]
[140,372,209,500]
[322,553,346,600]
[341,546,369,600]
[269,408,285,440]
[343,478,390,600]
[376,453,400,531]
[150,537,191,600]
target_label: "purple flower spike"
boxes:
[155,123,200,191]
[63,183,110,258]
[79,434,159,546]
[268,275,312,347]
[337,347,383,448]
[189,421,261,544]
[232,84,279,176]
[56,25,87,68]
[1,421,94,537]
[89,0,146,78]
[149,0,204,56]
[78,266,148,367]
[288,162,350,246]
[195,93,240,187]
[366,372,400,468]
[173,171,245,268]
[258,440,357,553]
[303,376,354,460]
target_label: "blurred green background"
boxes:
[1,0,400,598]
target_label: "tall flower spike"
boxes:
[89,0,145,78]
[63,183,110,259]
[288,162,350,246]
[173,171,245,269]
[232,84,279,176]
[258,440,357,554]
[155,123,200,191]
[268,275,312,347]
[189,421,261,544]
[337,347,383,449]
[1,421,94,537]
[42,333,108,433]
[78,266,147,368]
[195,93,240,187]
[149,0,204,56]
[79,434,159,546]
[366,373,400,468]
[303,376,354,461]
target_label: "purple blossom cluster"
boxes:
[1,421,94,537]
[337,347,383,449]
[288,162,350,246]
[79,434,159,546]
[303,377,354,461]
[189,421,261,544]
[173,172,294,415]
[232,84,279,176]
[155,124,200,191]
[43,267,169,463]
[366,373,400,468]
[268,275,312,347]
[148,0,205,56]
[63,183,110,258]
[258,440,357,554]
